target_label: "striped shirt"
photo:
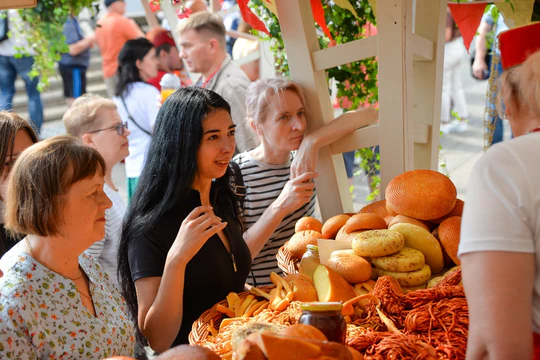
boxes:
[233,151,318,286]
[85,183,126,285]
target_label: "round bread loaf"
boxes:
[281,324,327,341]
[438,216,461,265]
[373,264,431,287]
[283,273,318,302]
[388,215,430,232]
[430,199,465,224]
[351,229,405,257]
[327,250,372,283]
[285,230,321,259]
[344,213,387,233]
[321,214,350,239]
[335,226,350,241]
[372,247,425,272]
[385,170,457,220]
[154,345,221,360]
[359,199,390,219]
[295,216,323,233]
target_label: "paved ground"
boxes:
[41,52,505,212]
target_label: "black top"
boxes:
[0,223,22,258]
[128,185,251,346]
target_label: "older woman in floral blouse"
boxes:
[0,135,135,359]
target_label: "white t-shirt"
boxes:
[113,82,160,178]
[85,183,126,284]
[233,151,318,286]
[458,132,540,331]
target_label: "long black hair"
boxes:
[115,38,154,97]
[117,87,242,346]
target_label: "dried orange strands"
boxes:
[415,331,467,360]
[404,285,465,309]
[404,297,468,333]
[348,332,437,359]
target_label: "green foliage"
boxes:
[249,0,381,201]
[14,0,96,91]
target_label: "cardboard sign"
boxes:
[317,239,353,265]
[1,0,37,10]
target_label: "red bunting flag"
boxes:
[448,2,487,53]
[310,0,334,41]
[237,0,270,35]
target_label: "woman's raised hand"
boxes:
[290,136,318,179]
[274,172,318,215]
[167,206,227,264]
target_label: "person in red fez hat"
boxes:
[459,22,540,360]
[147,29,190,90]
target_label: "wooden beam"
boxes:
[276,0,353,217]
[377,0,416,195]
[312,36,378,71]
[413,0,447,170]
[330,125,380,155]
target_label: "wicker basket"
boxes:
[276,243,300,276]
[189,286,275,346]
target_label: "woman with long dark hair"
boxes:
[0,111,38,258]
[113,38,159,200]
[117,87,251,352]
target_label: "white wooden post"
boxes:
[412,0,447,170]
[377,0,416,193]
[275,0,353,218]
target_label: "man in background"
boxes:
[147,29,190,90]
[178,11,258,153]
[59,14,95,106]
[95,0,143,98]
[0,10,43,133]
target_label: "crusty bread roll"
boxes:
[430,199,465,224]
[344,213,387,233]
[295,217,323,233]
[386,203,398,216]
[351,229,405,257]
[327,250,372,283]
[438,216,461,265]
[285,230,321,259]
[281,324,327,341]
[312,264,357,302]
[321,214,351,239]
[359,199,390,219]
[283,273,318,302]
[154,345,221,360]
[385,170,457,220]
[335,226,349,241]
[388,215,430,232]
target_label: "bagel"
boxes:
[351,229,405,258]
[343,213,387,233]
[373,264,432,287]
[285,230,321,259]
[358,199,390,219]
[389,223,445,274]
[372,247,425,273]
[295,217,323,233]
[385,170,457,220]
[321,214,350,239]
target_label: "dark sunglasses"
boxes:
[88,122,128,136]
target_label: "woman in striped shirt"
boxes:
[234,78,378,286]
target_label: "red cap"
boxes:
[499,22,540,70]
[152,30,177,48]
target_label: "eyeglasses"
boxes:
[88,122,128,136]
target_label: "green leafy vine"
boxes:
[13,0,96,91]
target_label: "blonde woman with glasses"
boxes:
[63,94,130,285]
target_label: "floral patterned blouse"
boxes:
[0,245,135,359]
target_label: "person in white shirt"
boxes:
[113,38,159,200]
[63,94,130,284]
[459,23,540,360]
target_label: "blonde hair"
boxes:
[5,135,106,237]
[499,50,540,118]
[246,78,307,129]
[177,11,226,48]
[62,94,117,137]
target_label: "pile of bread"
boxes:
[284,169,463,293]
